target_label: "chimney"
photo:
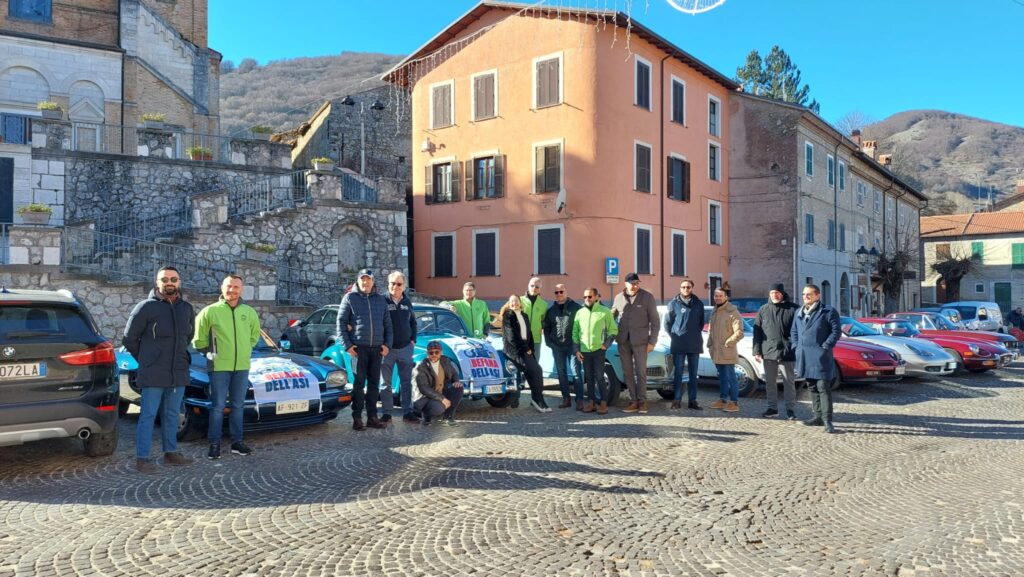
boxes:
[862,140,877,160]
[1018,179,1024,195]
[878,154,892,168]
[851,129,861,147]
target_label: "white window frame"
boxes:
[856,180,865,207]
[708,200,722,246]
[634,54,653,110]
[472,228,500,277]
[838,160,846,192]
[873,189,881,214]
[804,141,814,177]
[470,149,500,199]
[827,154,835,187]
[533,223,565,275]
[975,283,985,294]
[634,223,653,275]
[428,79,455,130]
[532,137,565,194]
[708,139,721,182]
[708,94,721,137]
[670,229,687,276]
[431,231,456,277]
[634,139,653,192]
[469,68,499,122]
[708,273,724,293]
[669,75,686,125]
[532,51,564,110]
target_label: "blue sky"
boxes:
[210,0,1024,128]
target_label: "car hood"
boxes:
[924,329,1013,343]
[847,334,944,354]
[420,334,510,383]
[836,339,892,355]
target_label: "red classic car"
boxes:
[887,312,1019,358]
[859,317,1013,373]
[741,313,903,389]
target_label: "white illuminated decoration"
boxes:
[666,0,726,15]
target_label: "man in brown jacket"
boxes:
[706,288,745,412]
[611,273,661,414]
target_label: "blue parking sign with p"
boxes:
[606,257,618,276]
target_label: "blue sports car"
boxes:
[117,330,352,440]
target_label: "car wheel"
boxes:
[485,393,514,408]
[736,358,758,397]
[943,348,965,374]
[603,364,622,406]
[83,424,118,457]
[829,362,843,391]
[176,408,206,442]
[656,389,674,400]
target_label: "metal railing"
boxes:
[277,264,339,308]
[229,171,309,219]
[340,172,378,203]
[94,202,193,240]
[47,121,273,163]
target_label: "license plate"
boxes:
[866,370,879,376]
[484,384,504,395]
[0,362,45,379]
[946,362,957,370]
[895,366,906,375]
[276,400,308,415]
[983,360,996,366]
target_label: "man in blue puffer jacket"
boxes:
[337,268,393,431]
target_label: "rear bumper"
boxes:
[0,401,118,447]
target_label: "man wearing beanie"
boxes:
[753,283,799,419]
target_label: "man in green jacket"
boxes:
[193,274,262,459]
[573,288,617,415]
[519,277,548,347]
[444,282,491,338]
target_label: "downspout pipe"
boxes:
[658,53,670,303]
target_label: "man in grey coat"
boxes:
[611,273,660,414]
[791,284,842,433]
[753,283,799,420]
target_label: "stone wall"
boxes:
[0,0,119,47]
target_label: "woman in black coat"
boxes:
[500,295,550,413]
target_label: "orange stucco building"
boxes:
[385,2,735,302]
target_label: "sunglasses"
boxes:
[427,349,442,356]
[583,295,596,299]
[389,282,404,286]
[554,290,564,294]
[159,277,180,283]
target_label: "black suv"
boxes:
[0,288,119,456]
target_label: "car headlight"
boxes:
[968,344,980,354]
[888,351,901,362]
[859,352,872,359]
[505,360,517,374]
[326,370,348,387]
[906,344,931,357]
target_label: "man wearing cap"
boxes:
[411,340,464,425]
[611,273,660,414]
[443,282,491,338]
[753,283,799,420]
[337,268,394,431]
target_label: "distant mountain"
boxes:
[218,52,404,138]
[861,110,1024,215]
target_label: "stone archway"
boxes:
[331,221,368,276]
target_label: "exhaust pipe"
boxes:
[77,428,91,440]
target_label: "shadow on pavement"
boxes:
[837,413,1024,440]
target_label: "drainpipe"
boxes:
[658,53,670,302]
[118,0,125,154]
[832,141,840,307]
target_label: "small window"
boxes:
[975,283,985,293]
[874,189,881,213]
[469,155,504,200]
[635,56,652,110]
[971,241,984,261]
[709,275,723,293]
[671,232,686,276]
[827,155,835,186]
[536,226,563,275]
[635,142,652,192]
[838,161,846,191]
[1012,243,1024,269]
[709,202,721,246]
[635,226,652,275]
[839,223,846,252]
[805,142,814,176]
[474,230,498,277]
[670,78,685,124]
[827,219,836,249]
[856,181,865,207]
[535,55,561,108]
[430,82,454,129]
[534,143,562,193]
[708,143,720,181]
[433,234,455,278]
[472,71,497,121]
[667,156,690,202]
[708,96,721,136]
[9,0,51,22]
[424,161,461,204]
[805,213,815,244]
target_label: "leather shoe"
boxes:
[163,452,193,466]
[575,400,584,411]
[597,401,608,415]
[688,400,703,411]
[352,418,366,431]
[670,400,682,410]
[367,417,387,429]
[582,401,596,413]
[558,399,573,409]
[135,458,159,474]
[802,417,824,427]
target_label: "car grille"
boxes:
[925,366,944,373]
[647,367,665,378]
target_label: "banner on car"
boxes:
[249,357,322,405]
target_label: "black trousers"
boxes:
[582,349,607,402]
[414,387,465,421]
[513,354,545,404]
[352,345,382,420]
[804,378,833,421]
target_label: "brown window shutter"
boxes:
[432,87,442,128]
[547,145,561,191]
[550,60,560,104]
[424,165,434,205]
[494,154,505,198]
[666,156,675,199]
[535,146,544,192]
[451,159,461,202]
[485,75,495,116]
[683,160,691,202]
[464,159,475,201]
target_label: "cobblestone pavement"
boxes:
[2,367,1023,577]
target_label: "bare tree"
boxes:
[931,247,977,303]
[834,110,875,137]
[874,220,921,313]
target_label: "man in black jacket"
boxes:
[337,268,394,431]
[543,283,583,409]
[123,266,195,473]
[753,283,799,420]
[380,271,418,423]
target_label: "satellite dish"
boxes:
[666,0,726,15]
[555,189,567,213]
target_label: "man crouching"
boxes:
[411,340,464,426]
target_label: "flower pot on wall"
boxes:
[40,109,62,120]
[245,248,273,262]
[21,211,51,225]
[313,161,335,171]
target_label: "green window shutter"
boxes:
[1012,244,1024,269]
[971,241,984,260]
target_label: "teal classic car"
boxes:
[316,303,520,408]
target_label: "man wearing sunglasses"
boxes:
[380,271,418,423]
[124,266,195,473]
[543,283,584,409]
[411,341,464,425]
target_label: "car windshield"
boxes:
[839,317,880,337]
[416,310,468,337]
[951,306,976,320]
[931,315,958,330]
[876,320,921,337]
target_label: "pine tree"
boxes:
[736,46,819,113]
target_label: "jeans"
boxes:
[581,349,607,402]
[352,345,383,420]
[414,387,464,420]
[136,386,186,459]
[805,378,833,422]
[618,342,650,402]
[672,353,700,402]
[763,359,796,411]
[208,370,249,444]
[716,363,738,402]
[380,343,415,415]
[550,345,584,401]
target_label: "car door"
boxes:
[308,308,338,355]
[288,310,325,355]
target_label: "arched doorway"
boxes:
[839,273,850,316]
[332,222,368,278]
